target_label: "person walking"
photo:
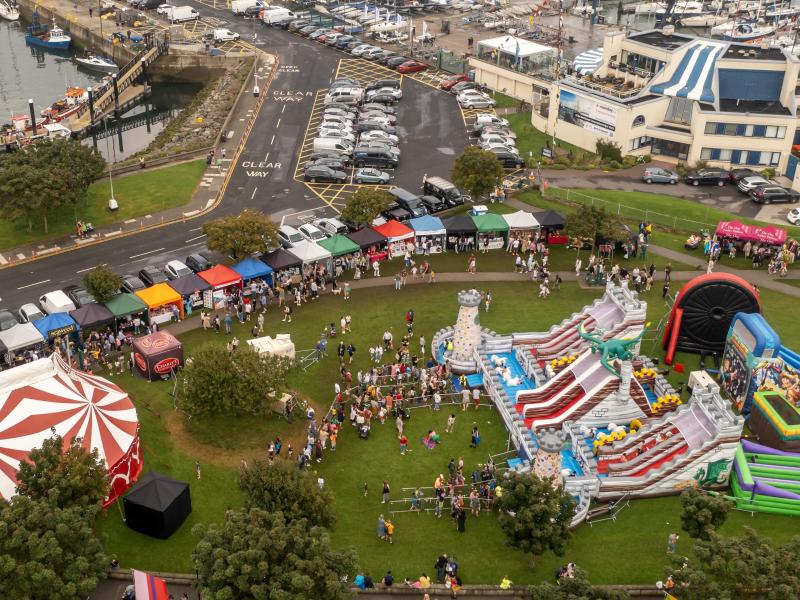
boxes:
[381,480,390,504]
[385,520,394,544]
[664,263,672,282]
[667,532,679,554]
[472,387,481,410]
[399,433,408,455]
[446,413,456,433]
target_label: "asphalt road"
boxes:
[0,11,467,310]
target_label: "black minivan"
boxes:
[353,148,399,169]
[423,176,465,207]
[389,187,427,218]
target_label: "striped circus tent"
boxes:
[572,47,604,75]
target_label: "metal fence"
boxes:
[547,188,716,234]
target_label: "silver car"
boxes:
[354,167,391,184]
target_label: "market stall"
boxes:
[167,273,211,314]
[346,228,388,262]
[471,213,509,251]
[0,323,45,367]
[443,215,478,252]
[503,210,540,237]
[132,330,183,381]
[232,257,274,287]
[69,303,115,333]
[261,249,302,280]
[409,215,446,254]
[373,220,415,258]
[105,293,149,334]
[198,264,243,311]
[287,240,333,277]
[33,313,80,343]
[318,235,361,276]
[135,283,184,326]
[531,209,567,243]
[715,221,787,246]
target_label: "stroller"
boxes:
[359,423,370,439]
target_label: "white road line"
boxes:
[264,151,270,162]
[184,235,207,243]
[76,264,104,274]
[276,118,281,128]
[281,104,286,114]
[251,187,258,200]
[17,279,50,290]
[129,247,165,259]
[189,226,203,232]
[270,135,275,145]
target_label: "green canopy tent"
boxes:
[318,235,360,257]
[471,213,509,251]
[105,293,149,333]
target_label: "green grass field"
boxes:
[507,112,586,163]
[0,160,206,251]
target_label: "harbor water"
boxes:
[0,19,200,161]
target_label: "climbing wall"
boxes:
[452,290,483,362]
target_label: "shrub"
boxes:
[760,167,776,179]
[675,162,688,177]
[642,154,653,163]
[693,160,709,171]
[608,160,623,169]
[595,139,623,163]
[555,156,571,166]
[622,155,637,169]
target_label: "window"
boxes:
[665,97,694,125]
[703,123,787,138]
[633,115,645,127]
[630,136,652,150]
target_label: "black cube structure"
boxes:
[123,471,191,539]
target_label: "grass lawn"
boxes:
[96,279,800,583]
[491,91,519,109]
[507,112,586,163]
[0,160,206,251]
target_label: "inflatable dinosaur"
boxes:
[578,321,650,377]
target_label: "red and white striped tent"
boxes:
[0,354,141,507]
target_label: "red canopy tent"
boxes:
[198,264,243,310]
[715,221,787,246]
[373,220,415,258]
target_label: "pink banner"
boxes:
[715,221,786,246]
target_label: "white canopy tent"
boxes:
[287,240,333,274]
[0,323,45,365]
[502,210,541,231]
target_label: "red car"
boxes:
[440,74,469,90]
[397,60,428,74]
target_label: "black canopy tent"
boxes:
[346,227,387,250]
[531,210,566,230]
[261,249,302,273]
[69,303,115,330]
[442,215,478,251]
[167,273,211,311]
[123,471,191,539]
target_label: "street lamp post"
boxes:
[103,118,118,211]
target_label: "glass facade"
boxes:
[652,139,689,160]
[700,148,780,166]
[703,123,787,138]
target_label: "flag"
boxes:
[364,4,367,17]
[515,40,520,64]
[133,570,169,600]
[375,6,379,19]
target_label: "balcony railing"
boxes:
[562,73,643,99]
[608,60,655,79]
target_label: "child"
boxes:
[446,413,456,433]
[385,519,394,544]
[330,431,337,452]
[399,433,408,455]
[364,482,369,497]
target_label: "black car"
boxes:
[63,285,95,307]
[307,158,348,171]
[685,168,729,186]
[242,5,263,17]
[376,53,402,65]
[307,150,352,165]
[367,94,396,105]
[304,165,347,183]
[381,203,412,222]
[360,103,395,115]
[450,81,482,95]
[750,186,800,204]
[0,309,18,331]
[299,25,318,35]
[490,149,525,169]
[121,275,146,294]
[356,121,397,134]
[186,253,212,272]
[287,19,310,31]
[728,168,759,184]
[365,78,401,92]
[138,265,169,286]
[420,194,447,213]
[386,56,411,69]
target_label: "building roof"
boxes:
[717,98,792,115]
[627,30,694,51]
[572,47,604,75]
[650,39,727,103]
[722,44,787,61]
[478,35,555,58]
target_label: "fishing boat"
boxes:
[0,0,19,21]
[25,18,71,50]
[75,54,118,74]
[711,20,776,40]
[40,87,88,123]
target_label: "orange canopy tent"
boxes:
[135,283,184,321]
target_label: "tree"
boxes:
[192,507,357,600]
[38,138,105,209]
[665,528,800,600]
[565,205,626,257]
[451,146,504,201]
[83,264,122,304]
[339,188,392,228]
[529,568,630,600]
[679,488,731,540]
[178,345,292,417]
[239,461,336,528]
[15,429,108,512]
[496,473,576,566]
[0,496,107,599]
[203,209,278,260]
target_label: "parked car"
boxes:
[355,167,391,184]
[278,225,305,248]
[684,168,729,186]
[366,87,402,101]
[121,274,146,294]
[307,158,349,171]
[138,265,169,286]
[488,148,525,169]
[185,253,212,272]
[479,136,516,151]
[451,81,483,95]
[750,186,800,204]
[17,303,45,323]
[164,260,193,280]
[63,285,95,307]
[458,91,496,109]
[313,217,348,235]
[359,129,399,144]
[304,165,347,183]
[420,194,447,213]
[39,291,77,314]
[386,56,410,69]
[361,103,395,115]
[366,93,397,105]
[212,28,240,42]
[298,223,328,243]
[307,150,352,165]
[787,207,800,224]
[642,167,678,185]
[441,74,470,91]
[156,3,174,15]
[0,310,17,331]
[737,176,772,193]
[357,121,397,135]
[397,60,428,73]
[366,79,401,92]
[728,168,759,184]
[351,44,375,56]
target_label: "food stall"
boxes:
[167,273,211,314]
[232,257,274,288]
[0,323,45,367]
[502,210,540,239]
[33,313,80,344]
[531,209,567,244]
[287,240,333,276]
[69,303,115,334]
[442,215,478,252]
[408,215,446,254]
[198,264,244,311]
[346,228,388,262]
[135,283,184,326]
[132,331,183,381]
[318,235,361,275]
[471,213,509,251]
[715,221,787,247]
[261,249,302,281]
[373,220,415,258]
[105,293,149,334]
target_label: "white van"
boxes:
[231,0,260,14]
[167,5,199,22]
[313,137,353,154]
[39,291,77,315]
[213,28,240,42]
[262,7,295,24]
[325,87,363,103]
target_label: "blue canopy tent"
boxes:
[409,215,446,254]
[232,257,274,286]
[33,312,80,341]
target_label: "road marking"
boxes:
[189,226,203,232]
[270,135,275,144]
[76,264,104,274]
[251,187,258,200]
[281,103,286,113]
[185,234,207,243]
[129,247,165,259]
[17,279,50,290]
[276,118,281,128]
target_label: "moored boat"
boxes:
[75,55,118,74]
[25,18,71,50]
[40,87,88,123]
[0,0,20,21]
